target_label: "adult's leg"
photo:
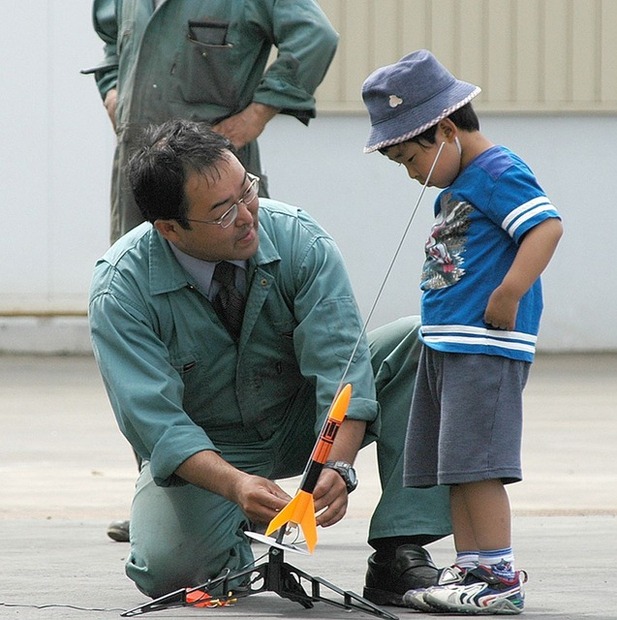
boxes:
[363,317,452,606]
[110,136,145,244]
[126,463,254,599]
[367,316,451,544]
[126,387,316,599]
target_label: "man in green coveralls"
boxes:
[89,119,451,604]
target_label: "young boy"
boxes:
[361,50,563,614]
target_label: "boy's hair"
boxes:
[378,103,480,153]
[128,119,235,227]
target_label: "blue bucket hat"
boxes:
[362,49,481,153]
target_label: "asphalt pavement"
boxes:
[1,353,616,619]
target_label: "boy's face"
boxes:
[383,122,461,189]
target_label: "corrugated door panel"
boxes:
[315,0,616,112]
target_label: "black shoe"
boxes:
[363,544,439,606]
[107,519,130,542]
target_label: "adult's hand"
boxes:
[212,102,279,149]
[104,88,118,130]
[313,466,349,528]
[175,449,290,524]
[230,474,292,525]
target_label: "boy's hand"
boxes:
[485,218,563,331]
[484,286,520,330]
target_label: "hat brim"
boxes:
[364,82,481,153]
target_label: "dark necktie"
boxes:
[212,261,245,340]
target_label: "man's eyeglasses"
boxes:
[186,173,260,229]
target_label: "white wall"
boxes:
[0,2,614,352]
[0,1,112,315]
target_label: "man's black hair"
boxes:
[128,119,235,228]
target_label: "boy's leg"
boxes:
[421,354,529,615]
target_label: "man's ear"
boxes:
[154,219,182,243]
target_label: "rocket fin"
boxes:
[264,489,318,553]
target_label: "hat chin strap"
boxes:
[454,136,462,157]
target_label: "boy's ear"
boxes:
[437,118,457,139]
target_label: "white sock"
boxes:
[478,547,515,578]
[455,550,479,569]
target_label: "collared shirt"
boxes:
[89,200,377,486]
[169,243,246,301]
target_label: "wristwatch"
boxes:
[324,460,358,494]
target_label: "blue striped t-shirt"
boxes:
[419,145,561,362]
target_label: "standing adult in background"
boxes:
[83,0,338,243]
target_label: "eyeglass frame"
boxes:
[184,173,260,229]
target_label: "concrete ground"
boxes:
[1,353,616,619]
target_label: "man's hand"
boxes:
[175,449,290,524]
[104,88,118,130]
[212,103,279,149]
[230,474,291,525]
[313,467,349,528]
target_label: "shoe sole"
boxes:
[107,529,130,542]
[403,590,444,612]
[363,586,404,607]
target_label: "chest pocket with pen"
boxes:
[176,19,239,107]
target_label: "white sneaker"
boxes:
[424,565,527,615]
[403,564,467,612]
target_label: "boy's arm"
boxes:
[484,218,563,330]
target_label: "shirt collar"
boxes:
[168,243,246,298]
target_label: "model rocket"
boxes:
[265,383,352,553]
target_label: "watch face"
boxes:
[325,461,358,492]
[347,467,358,487]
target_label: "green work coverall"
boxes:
[89,200,451,597]
[85,0,338,241]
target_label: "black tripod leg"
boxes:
[122,545,397,619]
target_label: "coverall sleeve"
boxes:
[252,0,338,123]
[286,225,379,438]
[89,283,219,487]
[89,0,120,99]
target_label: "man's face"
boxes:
[163,153,260,262]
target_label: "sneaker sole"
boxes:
[402,592,441,612]
[426,595,524,615]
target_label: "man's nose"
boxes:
[235,198,257,224]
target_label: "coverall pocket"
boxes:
[177,20,238,107]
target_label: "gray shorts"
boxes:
[403,347,530,487]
